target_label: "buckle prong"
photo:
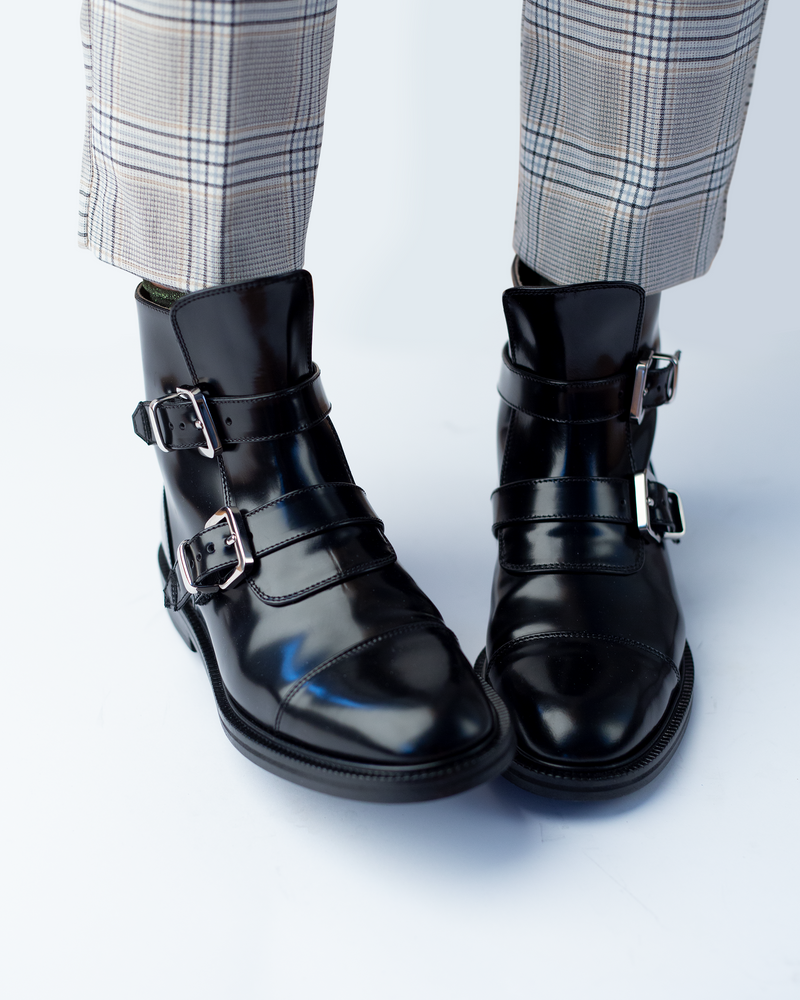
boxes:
[177,506,254,595]
[147,386,222,458]
[203,507,254,590]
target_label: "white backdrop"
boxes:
[1,2,798,998]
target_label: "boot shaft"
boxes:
[137,272,314,401]
[498,282,663,485]
[136,271,352,548]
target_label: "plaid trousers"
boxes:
[79,0,767,294]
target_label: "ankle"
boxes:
[512,256,558,288]
[140,280,186,309]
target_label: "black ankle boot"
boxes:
[133,271,513,800]
[478,259,693,799]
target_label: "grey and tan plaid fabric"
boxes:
[79,0,337,291]
[514,0,769,293]
[80,0,767,294]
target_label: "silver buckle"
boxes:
[633,472,686,543]
[147,386,222,458]
[205,507,254,589]
[177,506,254,594]
[630,350,681,424]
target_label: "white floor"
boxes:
[2,3,799,998]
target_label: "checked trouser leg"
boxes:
[80,0,767,294]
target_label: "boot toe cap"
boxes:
[490,634,679,765]
[277,625,495,765]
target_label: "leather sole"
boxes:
[158,547,515,802]
[475,642,694,801]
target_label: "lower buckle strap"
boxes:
[133,365,331,455]
[166,482,390,609]
[492,473,685,542]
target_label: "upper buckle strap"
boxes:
[630,350,680,423]
[166,482,389,607]
[498,346,627,423]
[498,345,680,424]
[492,473,685,542]
[133,365,331,456]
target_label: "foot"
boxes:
[480,261,693,799]
[134,271,514,801]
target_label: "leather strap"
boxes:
[497,346,676,423]
[492,476,681,536]
[133,365,331,450]
[165,483,392,610]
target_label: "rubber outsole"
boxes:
[475,642,694,801]
[158,547,516,802]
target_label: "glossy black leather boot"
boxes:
[477,258,693,799]
[134,271,513,801]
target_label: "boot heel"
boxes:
[158,545,197,653]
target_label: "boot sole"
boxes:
[475,642,694,801]
[158,547,516,802]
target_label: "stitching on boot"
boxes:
[490,630,681,680]
[498,530,645,574]
[248,552,396,605]
[273,621,452,732]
